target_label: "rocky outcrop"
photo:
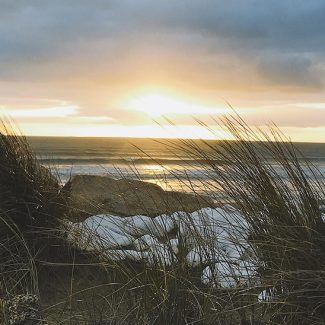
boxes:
[63,175,214,221]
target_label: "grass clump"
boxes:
[176,115,325,324]
[0,121,69,323]
[0,122,62,230]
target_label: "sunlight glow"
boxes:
[78,116,114,122]
[124,93,229,117]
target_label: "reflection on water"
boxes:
[50,162,223,201]
[31,136,325,200]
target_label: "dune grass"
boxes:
[1,116,325,324]
[173,116,325,324]
[0,121,71,323]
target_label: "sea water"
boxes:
[28,137,325,197]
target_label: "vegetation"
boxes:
[175,115,325,324]
[0,116,325,324]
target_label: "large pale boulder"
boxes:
[63,175,213,221]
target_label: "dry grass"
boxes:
[1,116,325,324]
[0,121,74,323]
[174,115,325,324]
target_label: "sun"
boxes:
[123,92,228,117]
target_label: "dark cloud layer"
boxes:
[257,54,323,89]
[0,0,325,86]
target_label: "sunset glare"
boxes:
[124,93,229,117]
[0,1,325,141]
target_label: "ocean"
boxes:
[28,137,325,198]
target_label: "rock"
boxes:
[133,234,160,250]
[64,204,258,288]
[3,294,47,325]
[63,175,214,222]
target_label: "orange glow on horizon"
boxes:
[1,89,325,142]
[18,122,230,139]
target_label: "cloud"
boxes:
[257,54,323,89]
[1,105,78,118]
[0,0,325,87]
[0,1,325,136]
[239,103,325,128]
[77,116,114,123]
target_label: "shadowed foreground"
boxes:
[1,117,325,324]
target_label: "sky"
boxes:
[0,0,325,141]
